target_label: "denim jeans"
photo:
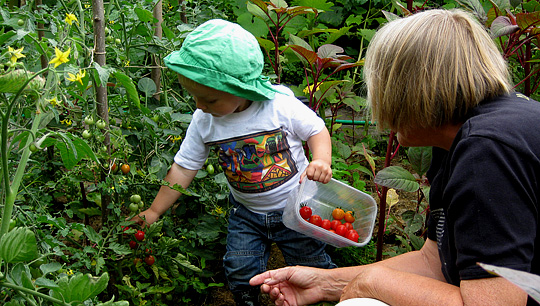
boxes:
[223,195,337,293]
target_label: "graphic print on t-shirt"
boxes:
[208,128,298,193]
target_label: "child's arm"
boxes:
[131,163,198,225]
[302,127,332,184]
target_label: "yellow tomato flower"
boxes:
[124,60,130,67]
[65,13,78,25]
[66,269,74,276]
[60,118,72,126]
[48,97,59,106]
[303,84,320,95]
[8,46,25,64]
[67,69,86,85]
[49,47,70,68]
[171,135,182,143]
[214,206,224,215]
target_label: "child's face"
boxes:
[179,76,251,117]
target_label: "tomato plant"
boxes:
[299,205,312,219]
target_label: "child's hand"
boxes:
[300,159,332,184]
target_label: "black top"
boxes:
[427,93,539,305]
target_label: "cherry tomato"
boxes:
[96,119,107,129]
[145,255,155,266]
[121,164,130,174]
[111,163,118,173]
[206,164,215,175]
[128,203,139,212]
[122,226,130,236]
[299,205,312,219]
[343,222,353,231]
[134,230,145,241]
[344,211,355,223]
[130,194,141,203]
[335,224,347,236]
[29,143,38,152]
[82,130,92,139]
[308,214,322,227]
[346,229,360,242]
[330,219,341,230]
[133,258,142,265]
[84,116,94,125]
[17,19,24,26]
[129,240,137,249]
[332,208,345,220]
[321,219,331,230]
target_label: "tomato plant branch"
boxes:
[0,280,69,306]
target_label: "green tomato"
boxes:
[130,194,141,203]
[17,19,24,26]
[138,201,144,209]
[96,119,107,129]
[29,143,38,152]
[82,130,92,139]
[115,38,121,45]
[106,36,114,43]
[84,116,94,125]
[9,219,16,230]
[129,203,139,212]
[206,164,215,175]
[109,118,117,125]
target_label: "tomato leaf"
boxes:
[0,227,39,263]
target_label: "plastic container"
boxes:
[283,178,377,248]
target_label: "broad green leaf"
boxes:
[256,37,275,52]
[491,16,520,38]
[382,10,401,22]
[138,77,156,97]
[478,263,540,303]
[317,44,344,59]
[490,0,512,11]
[108,242,133,255]
[407,147,432,176]
[410,234,425,250]
[362,143,376,175]
[10,263,35,289]
[93,62,110,87]
[51,272,109,303]
[78,207,102,216]
[173,253,202,273]
[113,71,141,110]
[35,277,59,289]
[456,0,487,21]
[0,227,38,263]
[374,166,419,192]
[324,26,352,45]
[332,136,352,159]
[288,33,313,51]
[134,7,154,22]
[270,0,288,8]
[295,0,333,11]
[247,0,269,19]
[40,262,62,275]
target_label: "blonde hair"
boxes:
[364,9,513,133]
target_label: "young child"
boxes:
[132,19,337,306]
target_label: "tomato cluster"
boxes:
[299,205,360,243]
[121,226,155,266]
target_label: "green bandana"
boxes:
[164,19,277,102]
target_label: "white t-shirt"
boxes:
[174,85,326,213]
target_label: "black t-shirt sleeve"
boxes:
[444,136,537,280]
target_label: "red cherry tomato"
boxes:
[308,214,322,227]
[145,255,155,266]
[330,220,341,230]
[299,205,312,220]
[346,229,360,242]
[321,219,331,230]
[129,240,137,249]
[343,222,353,231]
[134,230,145,241]
[335,224,348,236]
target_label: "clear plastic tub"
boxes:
[283,178,377,248]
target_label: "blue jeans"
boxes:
[223,195,337,293]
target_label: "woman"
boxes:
[249,9,539,306]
